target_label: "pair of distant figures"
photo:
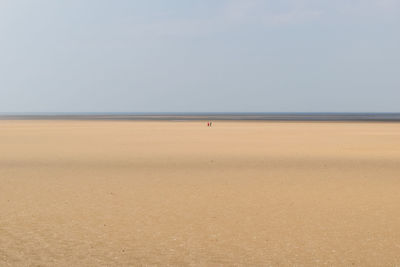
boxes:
[207,121,213,127]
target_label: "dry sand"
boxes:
[1,120,400,266]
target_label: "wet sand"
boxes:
[1,120,400,266]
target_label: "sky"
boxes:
[0,0,399,113]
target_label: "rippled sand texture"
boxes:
[1,121,400,266]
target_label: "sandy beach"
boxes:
[1,120,400,266]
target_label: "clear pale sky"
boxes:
[1,0,399,113]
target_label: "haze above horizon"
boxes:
[1,0,399,113]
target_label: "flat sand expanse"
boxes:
[1,121,400,266]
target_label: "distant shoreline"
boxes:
[1,113,400,122]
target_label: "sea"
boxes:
[1,113,400,122]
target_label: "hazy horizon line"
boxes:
[2,112,400,122]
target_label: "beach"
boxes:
[1,120,400,266]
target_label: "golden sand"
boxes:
[1,120,400,266]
